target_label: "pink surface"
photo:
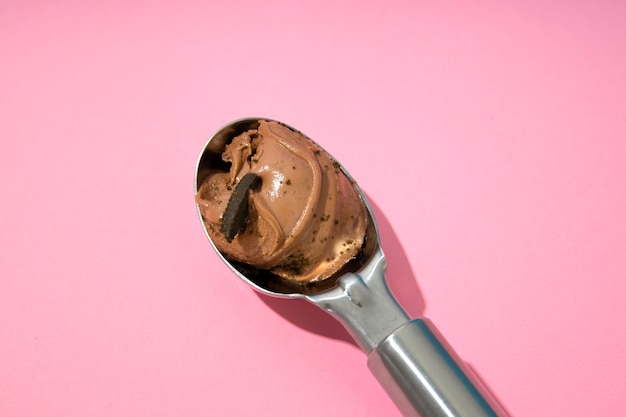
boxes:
[2,1,625,416]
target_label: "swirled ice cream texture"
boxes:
[195,120,367,283]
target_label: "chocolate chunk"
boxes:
[220,173,261,242]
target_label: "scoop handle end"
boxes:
[368,318,506,417]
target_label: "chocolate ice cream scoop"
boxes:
[194,118,505,417]
[195,120,367,290]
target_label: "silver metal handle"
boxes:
[308,248,506,417]
[368,318,501,417]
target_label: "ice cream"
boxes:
[195,120,367,286]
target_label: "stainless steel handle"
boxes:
[308,249,506,417]
[368,318,502,417]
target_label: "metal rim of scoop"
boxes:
[194,117,381,298]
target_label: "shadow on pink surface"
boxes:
[257,194,426,348]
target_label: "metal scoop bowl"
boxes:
[195,118,504,417]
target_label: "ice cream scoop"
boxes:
[195,120,367,290]
[195,118,505,417]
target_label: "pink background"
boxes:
[2,1,625,416]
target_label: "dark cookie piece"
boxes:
[220,173,262,242]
